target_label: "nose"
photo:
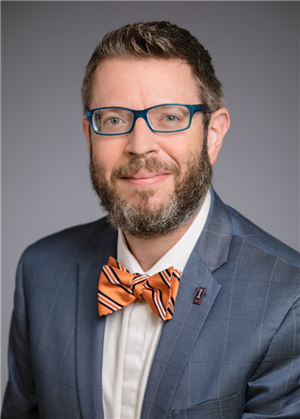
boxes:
[125,116,160,157]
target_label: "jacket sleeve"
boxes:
[1,254,39,419]
[242,296,300,418]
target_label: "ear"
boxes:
[82,118,91,153]
[207,108,230,165]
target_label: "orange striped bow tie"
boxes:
[98,257,181,321]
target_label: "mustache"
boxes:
[110,157,180,181]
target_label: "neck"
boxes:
[123,212,198,272]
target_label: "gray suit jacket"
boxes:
[2,189,300,419]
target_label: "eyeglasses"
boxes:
[86,103,210,136]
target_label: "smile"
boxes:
[120,171,172,187]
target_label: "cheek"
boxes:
[164,136,202,167]
[91,138,125,174]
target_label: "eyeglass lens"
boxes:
[92,105,191,134]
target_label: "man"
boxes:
[2,21,300,419]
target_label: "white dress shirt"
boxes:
[102,190,211,419]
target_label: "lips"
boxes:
[124,171,168,179]
[121,171,171,187]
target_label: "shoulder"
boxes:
[208,194,300,331]
[207,189,299,271]
[16,217,118,296]
[225,204,300,268]
[19,216,116,268]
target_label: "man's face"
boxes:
[83,57,214,237]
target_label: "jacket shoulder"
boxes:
[226,204,300,268]
[20,216,115,265]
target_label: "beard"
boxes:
[89,141,213,239]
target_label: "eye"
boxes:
[103,114,128,127]
[164,114,179,121]
[107,117,122,125]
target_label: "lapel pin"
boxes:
[193,287,206,305]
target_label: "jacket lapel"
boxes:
[76,223,118,419]
[141,189,232,418]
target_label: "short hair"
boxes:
[81,21,224,124]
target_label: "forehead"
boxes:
[91,57,200,109]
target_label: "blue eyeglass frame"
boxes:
[86,103,211,136]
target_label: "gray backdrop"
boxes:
[2,1,299,399]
